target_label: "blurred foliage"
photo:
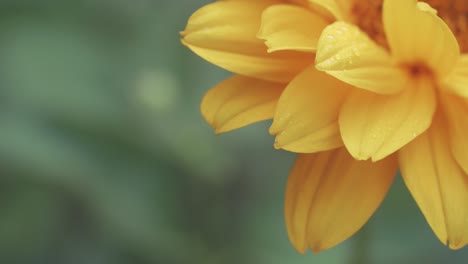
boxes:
[0,0,466,263]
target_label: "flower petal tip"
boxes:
[310,245,327,254]
[213,128,224,135]
[273,141,282,150]
[354,151,390,162]
[268,123,280,136]
[355,155,370,161]
[289,240,308,255]
[265,47,276,54]
[213,123,240,135]
[350,150,392,163]
[416,2,437,15]
[256,29,267,41]
[344,148,371,162]
[448,239,468,250]
[180,38,190,48]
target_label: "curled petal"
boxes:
[258,5,328,52]
[202,75,284,133]
[181,1,313,82]
[316,22,408,94]
[270,65,350,153]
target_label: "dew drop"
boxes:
[352,47,361,57]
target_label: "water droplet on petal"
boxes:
[352,47,361,57]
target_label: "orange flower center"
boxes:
[351,0,468,52]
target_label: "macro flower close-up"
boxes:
[181,0,468,257]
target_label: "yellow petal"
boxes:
[339,78,436,161]
[270,65,349,153]
[399,115,468,250]
[440,94,468,174]
[181,1,313,82]
[383,0,459,77]
[258,5,328,52]
[316,21,408,94]
[201,75,284,133]
[444,55,468,98]
[297,0,351,21]
[285,0,330,21]
[285,149,397,253]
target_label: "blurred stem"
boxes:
[349,225,371,264]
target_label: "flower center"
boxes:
[405,63,434,80]
[351,0,468,52]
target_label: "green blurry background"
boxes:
[0,0,466,263]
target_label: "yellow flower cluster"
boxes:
[181,0,468,252]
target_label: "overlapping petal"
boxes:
[258,5,328,52]
[181,1,313,82]
[383,0,459,77]
[285,148,397,253]
[309,0,350,20]
[270,65,349,153]
[444,55,468,98]
[201,75,284,133]
[316,22,409,94]
[339,78,436,161]
[289,0,350,21]
[441,94,468,174]
[399,116,468,250]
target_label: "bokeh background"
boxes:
[0,0,466,263]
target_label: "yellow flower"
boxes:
[182,0,468,253]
